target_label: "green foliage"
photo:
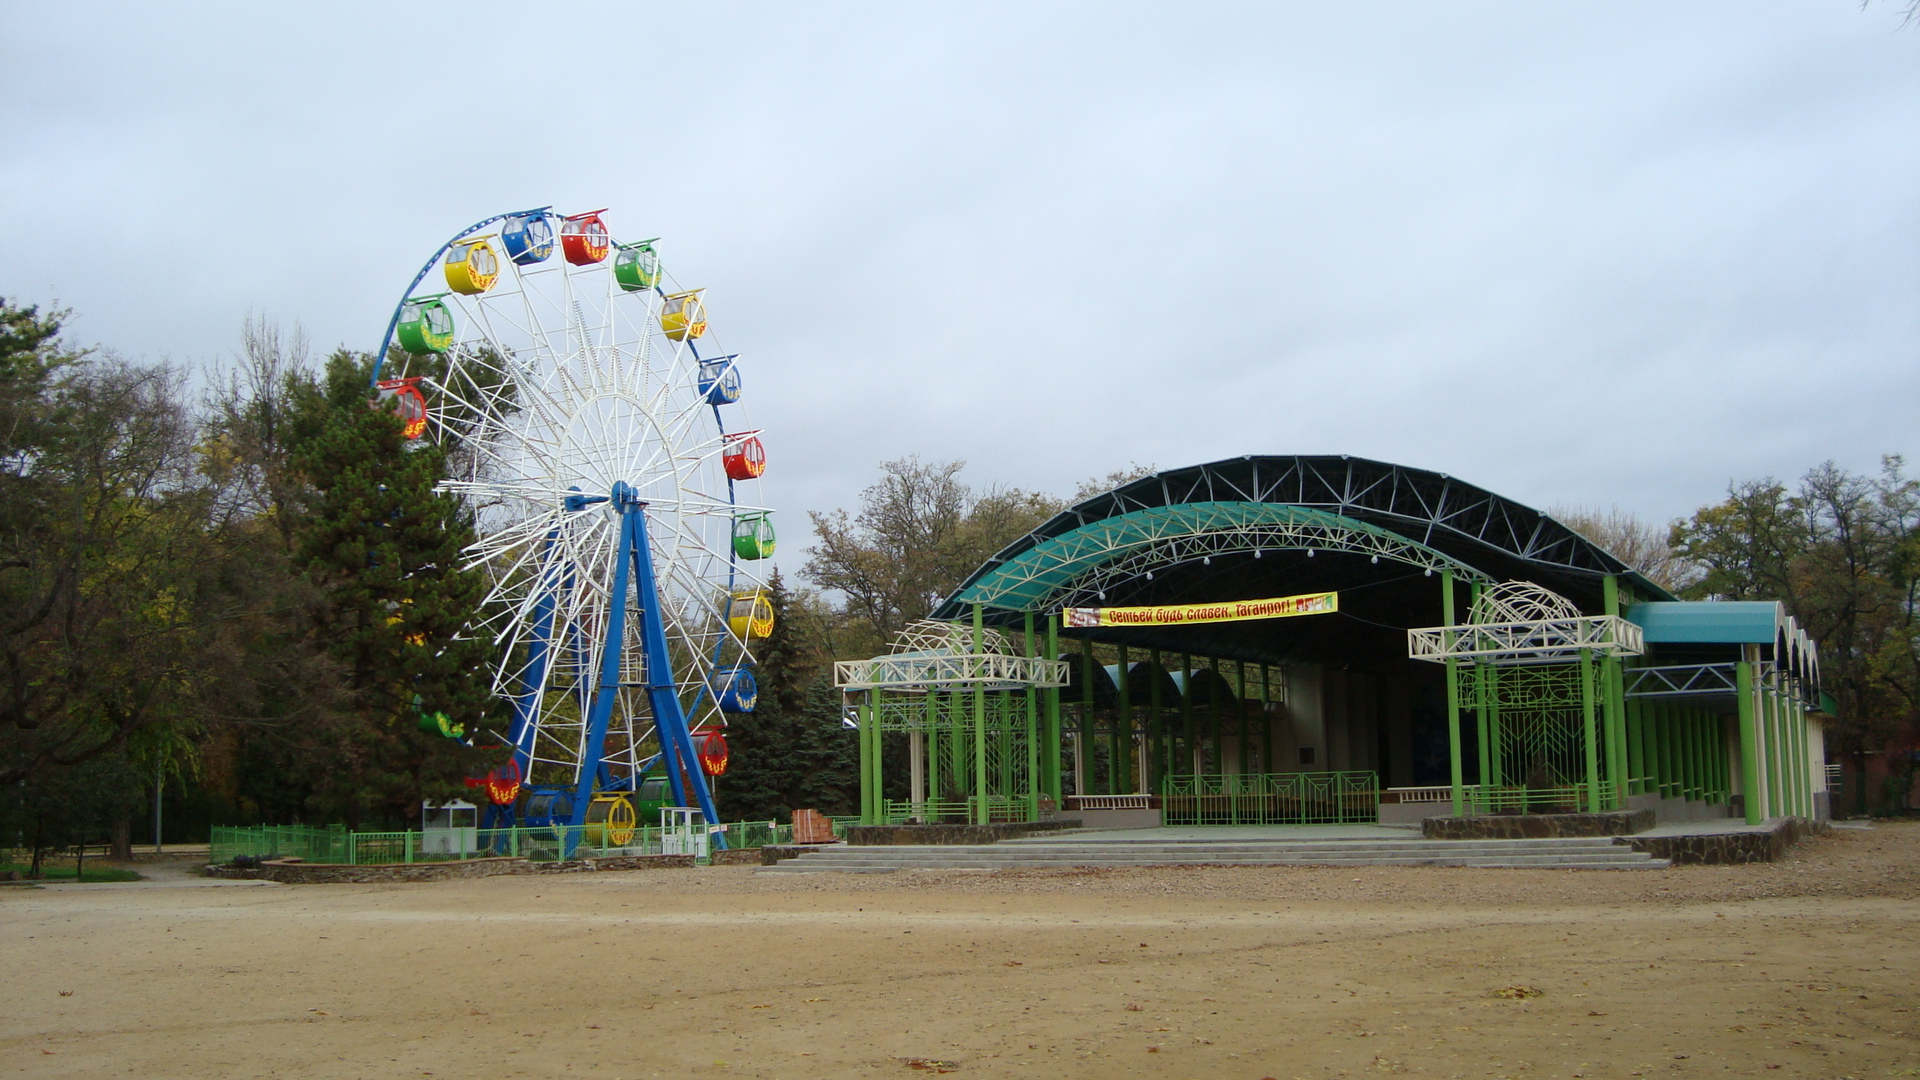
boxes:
[804,457,1062,657]
[277,350,499,826]
[1673,458,1920,759]
[716,572,859,821]
[0,298,222,829]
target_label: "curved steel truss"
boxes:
[936,455,1671,622]
[946,501,1492,614]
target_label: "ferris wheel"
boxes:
[371,206,775,846]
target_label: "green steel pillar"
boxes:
[1600,575,1626,808]
[1044,613,1062,805]
[1762,681,1781,820]
[1082,634,1098,795]
[1024,611,1040,821]
[972,605,988,824]
[1625,696,1643,796]
[1485,664,1504,789]
[1736,658,1762,824]
[1115,641,1132,794]
[924,688,939,809]
[860,689,877,824]
[1258,662,1273,775]
[1080,642,1094,796]
[1208,658,1223,775]
[1443,570,1465,816]
[1149,648,1164,792]
[1472,663,1491,794]
[1181,653,1196,775]
[1603,656,1626,809]
[1580,647,1601,813]
[1235,659,1250,777]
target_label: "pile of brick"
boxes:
[791,808,837,844]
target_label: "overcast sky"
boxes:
[3,3,1916,580]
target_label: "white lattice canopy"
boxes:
[1469,581,1583,626]
[1408,580,1645,665]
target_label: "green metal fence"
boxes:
[1161,771,1379,826]
[878,796,1029,825]
[211,820,792,867]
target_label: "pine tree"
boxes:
[288,350,499,827]
[716,571,809,822]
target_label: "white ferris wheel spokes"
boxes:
[375,208,774,843]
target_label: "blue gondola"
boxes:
[698,355,742,405]
[712,665,758,713]
[501,211,555,266]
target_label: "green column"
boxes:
[1443,571,1464,816]
[860,689,877,824]
[1149,648,1165,793]
[1258,662,1273,775]
[1762,682,1781,820]
[1473,663,1491,796]
[1113,638,1121,791]
[1236,659,1250,777]
[1181,653,1196,776]
[1045,614,1062,804]
[1736,659,1762,824]
[972,605,988,823]
[1604,656,1627,810]
[1486,664,1504,789]
[924,688,938,810]
[1625,695,1644,796]
[1080,641,1094,796]
[1208,658,1223,775]
[1024,611,1040,821]
[1580,648,1601,813]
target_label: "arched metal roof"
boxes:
[932,456,1670,660]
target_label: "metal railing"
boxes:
[211,820,792,867]
[1161,772,1378,826]
[877,797,1030,825]
[1066,794,1155,811]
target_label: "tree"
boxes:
[1550,504,1701,593]
[716,571,860,822]
[283,349,501,827]
[804,457,1062,656]
[1672,459,1920,767]
[0,300,242,863]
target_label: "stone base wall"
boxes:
[1616,817,1828,865]
[760,844,832,865]
[1422,808,1655,839]
[845,819,1082,846]
[205,853,695,884]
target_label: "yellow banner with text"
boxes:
[1062,591,1338,629]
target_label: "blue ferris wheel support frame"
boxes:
[507,484,729,853]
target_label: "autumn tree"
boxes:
[804,457,1062,656]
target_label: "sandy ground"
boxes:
[4,825,1919,1080]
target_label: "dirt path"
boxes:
[4,826,1917,1079]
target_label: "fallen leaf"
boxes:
[1146,1046,1160,1053]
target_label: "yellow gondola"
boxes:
[661,289,707,341]
[727,589,775,639]
[444,238,500,295]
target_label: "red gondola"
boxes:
[374,377,428,440]
[561,210,610,265]
[722,431,766,481]
[697,731,730,777]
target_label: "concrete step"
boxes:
[759,835,1668,873]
